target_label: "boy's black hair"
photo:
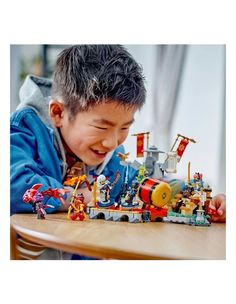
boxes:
[51,45,146,119]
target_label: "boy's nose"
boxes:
[102,134,118,150]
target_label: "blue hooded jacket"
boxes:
[10,75,137,215]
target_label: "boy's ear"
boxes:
[49,100,65,127]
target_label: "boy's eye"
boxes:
[97,127,107,130]
[93,126,107,130]
[89,124,130,131]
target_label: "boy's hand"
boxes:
[209,193,226,222]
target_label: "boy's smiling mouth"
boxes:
[90,148,108,159]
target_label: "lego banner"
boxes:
[136,134,144,157]
[176,138,189,161]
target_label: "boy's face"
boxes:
[52,101,137,166]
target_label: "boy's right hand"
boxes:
[209,193,226,222]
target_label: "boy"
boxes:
[11,45,225,253]
[11,45,145,216]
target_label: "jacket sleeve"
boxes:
[10,109,66,214]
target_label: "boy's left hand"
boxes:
[209,193,226,222]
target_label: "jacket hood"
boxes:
[18,74,53,127]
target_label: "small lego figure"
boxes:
[67,193,79,219]
[91,171,121,208]
[66,175,91,220]
[28,191,51,219]
[23,185,52,219]
[121,179,140,208]
[136,165,147,182]
[35,202,52,219]
[193,172,204,190]
[68,192,86,221]
[96,174,113,206]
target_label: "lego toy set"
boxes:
[22,133,215,226]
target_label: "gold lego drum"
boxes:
[138,177,171,207]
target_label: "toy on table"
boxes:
[93,171,121,208]
[22,183,68,219]
[120,179,140,209]
[96,174,113,207]
[89,169,147,222]
[136,165,148,182]
[66,175,92,221]
[88,132,213,226]
[88,176,171,223]
[68,192,86,221]
[163,164,212,226]
[164,195,211,226]
[88,172,212,225]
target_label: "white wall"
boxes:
[123,45,157,163]
[170,45,225,195]
[124,45,225,195]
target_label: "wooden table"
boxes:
[10,213,226,260]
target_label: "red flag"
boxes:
[176,138,189,161]
[136,134,144,157]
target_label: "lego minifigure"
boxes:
[136,165,147,182]
[121,179,140,208]
[193,172,204,190]
[96,174,113,207]
[68,192,86,221]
